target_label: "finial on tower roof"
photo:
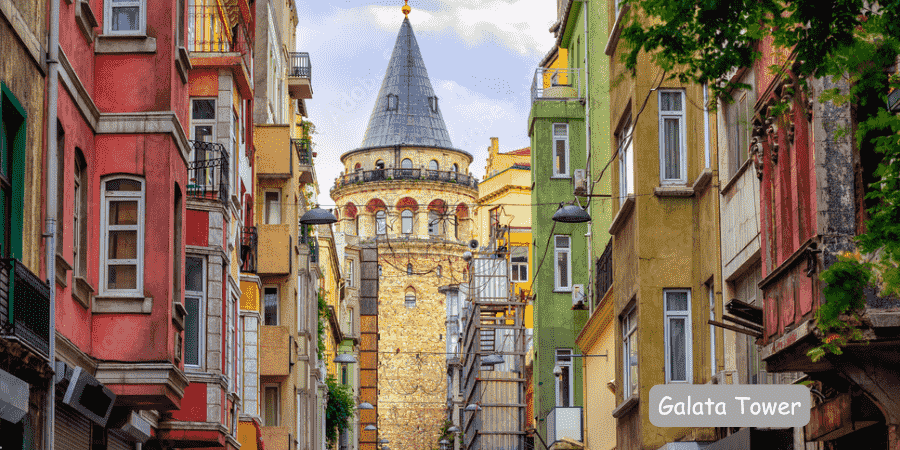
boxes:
[402,0,411,18]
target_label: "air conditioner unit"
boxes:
[62,366,116,426]
[573,169,588,196]
[571,284,587,310]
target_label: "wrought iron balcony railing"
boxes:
[594,239,613,308]
[187,4,253,72]
[530,67,583,103]
[289,52,311,79]
[240,226,258,273]
[0,258,51,357]
[308,239,319,264]
[188,140,229,206]
[293,139,312,165]
[333,168,478,191]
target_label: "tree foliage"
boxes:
[325,375,355,448]
[617,0,900,358]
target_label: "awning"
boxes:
[0,368,29,423]
[705,427,794,450]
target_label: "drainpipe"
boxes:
[703,83,711,168]
[45,0,62,449]
[582,0,592,320]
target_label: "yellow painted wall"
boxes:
[577,290,617,450]
[238,421,259,450]
[341,147,472,173]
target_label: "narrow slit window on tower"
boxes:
[428,96,438,113]
[386,94,398,111]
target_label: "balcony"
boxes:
[187,3,253,94]
[332,168,478,193]
[545,407,582,446]
[0,259,50,358]
[187,140,229,206]
[255,125,293,179]
[240,226,257,273]
[257,224,291,275]
[288,52,312,99]
[593,240,612,308]
[531,67,582,103]
[293,138,314,184]
[260,325,290,380]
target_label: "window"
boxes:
[100,176,145,295]
[264,286,278,326]
[376,211,388,235]
[617,116,634,205]
[378,265,382,278]
[452,163,458,172]
[725,70,756,179]
[622,306,638,398]
[105,0,145,35]
[346,307,354,335]
[429,160,439,171]
[375,160,385,170]
[428,96,439,113]
[708,282,716,377]
[405,288,416,308]
[436,265,442,278]
[354,163,362,172]
[554,236,571,291]
[1,84,26,260]
[489,207,500,240]
[347,259,355,287]
[264,385,280,426]
[659,90,687,184]
[184,256,204,368]
[428,210,441,237]
[73,150,87,278]
[191,99,216,142]
[401,158,413,169]
[664,289,692,383]
[406,264,413,275]
[56,124,64,257]
[555,349,573,407]
[386,94,398,112]
[265,191,281,224]
[401,210,413,234]
[511,246,528,282]
[552,123,569,177]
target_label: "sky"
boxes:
[294,0,557,207]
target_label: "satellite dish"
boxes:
[468,239,479,250]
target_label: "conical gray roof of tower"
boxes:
[357,17,455,150]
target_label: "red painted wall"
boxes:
[170,382,208,422]
[187,210,210,247]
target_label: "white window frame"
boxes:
[375,210,386,235]
[190,98,217,141]
[401,209,413,234]
[658,90,688,185]
[709,283,717,377]
[552,123,569,177]
[263,285,279,326]
[428,210,441,237]
[99,176,145,296]
[511,246,528,282]
[405,290,416,308]
[618,116,634,205]
[554,235,572,292]
[664,289,692,383]
[555,348,574,407]
[264,189,281,225]
[347,259,355,287]
[622,306,638,398]
[104,0,146,35]
[184,255,205,369]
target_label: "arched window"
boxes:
[354,163,362,172]
[452,163,459,172]
[407,264,413,275]
[436,265,442,278]
[401,210,413,234]
[375,160,385,170]
[428,210,441,237]
[401,158,413,169]
[429,160,439,171]
[375,210,386,235]
[405,287,416,308]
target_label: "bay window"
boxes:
[100,176,144,296]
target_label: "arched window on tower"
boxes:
[405,287,416,308]
[436,265,442,278]
[406,264,413,276]
[401,210,413,234]
[401,158,413,169]
[376,210,386,235]
[375,160,385,170]
[386,94,398,111]
[428,210,441,237]
[429,160,439,171]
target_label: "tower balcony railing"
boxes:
[240,226,258,273]
[0,258,51,358]
[187,140,229,206]
[187,3,253,73]
[289,52,311,79]
[332,168,478,192]
[530,67,583,103]
[288,52,312,99]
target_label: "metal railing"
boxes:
[531,67,582,102]
[293,139,312,165]
[0,258,51,357]
[289,52,311,79]
[594,239,613,308]
[546,407,582,446]
[240,227,258,273]
[188,140,229,206]
[333,168,478,190]
[187,4,253,72]
[308,240,319,263]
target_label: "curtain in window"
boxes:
[664,118,681,180]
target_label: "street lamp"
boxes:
[364,425,377,431]
[300,207,338,225]
[334,353,357,364]
[464,403,481,412]
[447,426,459,433]
[358,402,375,410]
[551,201,591,223]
